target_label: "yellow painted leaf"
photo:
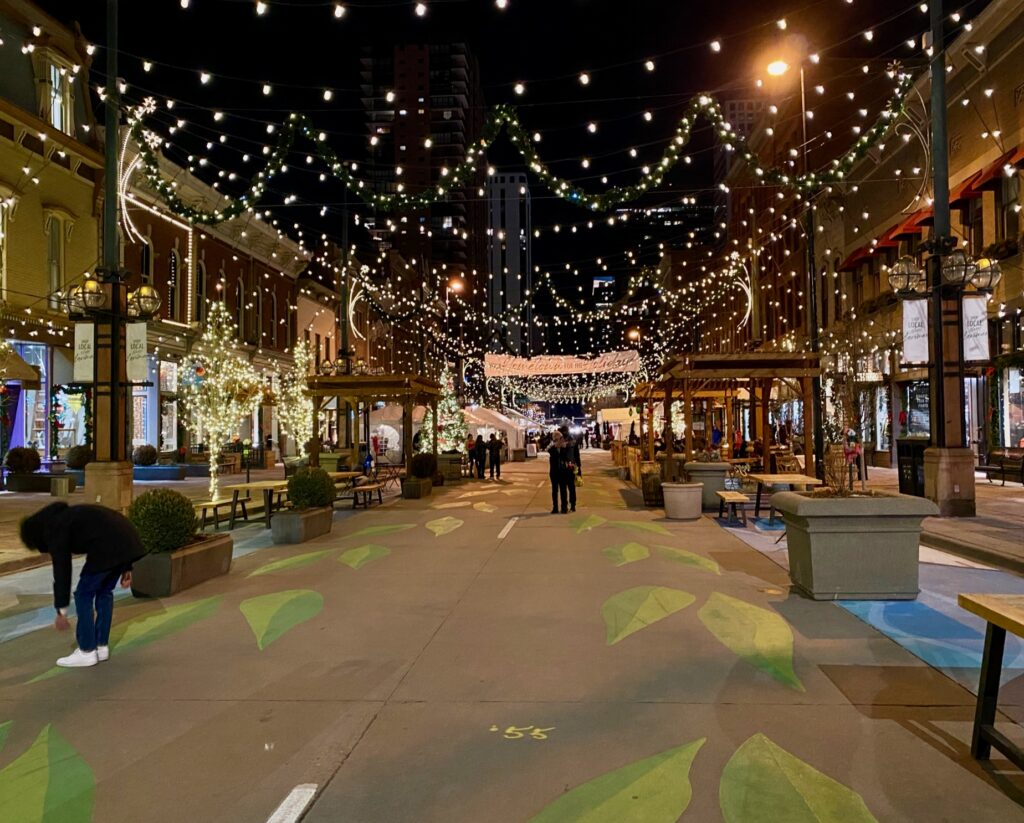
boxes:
[432,501,471,509]
[527,738,705,823]
[612,521,670,536]
[348,524,415,538]
[602,543,651,567]
[240,590,323,650]
[570,514,606,534]
[698,592,804,691]
[339,545,390,569]
[0,720,10,752]
[248,549,332,577]
[473,502,498,513]
[657,546,721,575]
[720,733,878,822]
[426,516,464,537]
[602,586,695,645]
[0,724,95,822]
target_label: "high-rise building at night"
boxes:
[486,172,532,354]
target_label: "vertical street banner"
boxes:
[901,299,929,364]
[961,295,990,362]
[127,322,149,383]
[73,323,94,382]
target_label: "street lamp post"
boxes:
[446,277,465,394]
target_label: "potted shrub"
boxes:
[661,482,704,520]
[3,447,62,493]
[133,443,186,481]
[684,448,729,509]
[129,488,233,597]
[403,453,436,499]
[271,466,335,544]
[64,445,93,486]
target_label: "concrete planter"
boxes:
[772,491,938,601]
[662,482,703,520]
[131,533,234,598]
[402,477,433,499]
[133,465,187,481]
[271,506,333,545]
[684,462,730,509]
[4,473,77,493]
[437,453,463,483]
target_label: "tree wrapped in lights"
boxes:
[277,339,313,459]
[180,301,262,500]
[420,366,468,454]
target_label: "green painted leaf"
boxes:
[0,720,10,753]
[0,725,95,823]
[348,524,415,538]
[426,516,463,537]
[459,490,498,498]
[657,546,721,575]
[698,592,804,691]
[602,543,650,567]
[432,501,471,509]
[339,545,390,569]
[570,514,606,534]
[720,733,878,823]
[612,521,671,536]
[240,590,323,651]
[602,586,695,645]
[527,738,705,823]
[473,502,498,513]
[248,549,332,577]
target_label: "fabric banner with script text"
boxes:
[901,299,930,364]
[961,295,990,362]
[73,323,94,383]
[126,323,149,382]
[484,351,642,377]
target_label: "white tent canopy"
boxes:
[463,406,525,450]
[369,405,428,464]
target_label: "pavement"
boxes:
[0,450,1022,822]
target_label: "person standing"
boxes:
[487,432,502,480]
[19,502,146,668]
[547,430,570,514]
[473,434,487,479]
[559,425,582,512]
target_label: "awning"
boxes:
[891,209,933,239]
[0,350,41,389]
[970,147,1024,191]
[838,245,873,271]
[950,171,983,204]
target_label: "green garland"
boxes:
[128,63,914,224]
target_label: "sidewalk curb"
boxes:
[920,531,1024,577]
[0,556,47,577]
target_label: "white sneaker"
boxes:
[96,646,110,662]
[56,648,99,668]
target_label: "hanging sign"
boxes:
[901,299,929,364]
[484,351,641,377]
[73,323,94,383]
[126,323,149,382]
[961,295,990,363]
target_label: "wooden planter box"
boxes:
[402,477,433,499]
[437,453,463,483]
[271,507,333,544]
[131,533,234,598]
[4,473,77,493]
[133,465,187,481]
[772,491,938,601]
[684,462,730,509]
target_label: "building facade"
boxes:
[486,172,532,355]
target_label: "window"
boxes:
[195,261,207,323]
[255,286,263,344]
[0,201,8,298]
[46,217,63,309]
[270,293,278,348]
[998,174,1020,242]
[47,62,73,135]
[167,249,180,321]
[235,279,245,339]
[140,238,153,284]
[314,333,321,369]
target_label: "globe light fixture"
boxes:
[941,248,975,287]
[970,257,1002,291]
[766,60,790,77]
[64,285,86,316]
[320,359,335,376]
[887,255,925,294]
[129,283,162,318]
[81,275,107,310]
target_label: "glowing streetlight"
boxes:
[766,59,790,77]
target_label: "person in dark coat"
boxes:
[487,433,502,480]
[20,502,146,668]
[547,430,571,514]
[473,434,487,479]
[559,425,582,512]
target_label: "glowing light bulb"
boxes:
[514,82,525,95]
[255,1,268,15]
[710,40,721,53]
[579,72,590,85]
[415,2,427,16]
[587,122,597,133]
[263,83,272,95]
[334,3,346,17]
[200,71,211,84]
[644,60,655,72]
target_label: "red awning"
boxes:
[970,147,1024,191]
[874,223,902,249]
[838,245,873,271]
[950,171,983,204]
[892,209,932,238]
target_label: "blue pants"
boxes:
[74,568,122,652]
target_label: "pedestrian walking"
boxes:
[547,430,571,514]
[559,425,582,512]
[19,502,146,668]
[473,434,487,479]
[487,432,503,479]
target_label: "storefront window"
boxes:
[1006,367,1024,448]
[159,361,179,452]
[132,389,148,447]
[16,343,48,453]
[900,381,930,438]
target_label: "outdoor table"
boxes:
[375,463,404,490]
[329,471,364,498]
[958,593,1024,771]
[748,472,823,524]
[223,479,289,529]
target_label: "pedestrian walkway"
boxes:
[0,452,1022,821]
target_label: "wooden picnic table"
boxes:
[329,470,364,499]
[224,479,289,529]
[747,472,823,524]
[958,593,1024,771]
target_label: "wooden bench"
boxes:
[716,490,748,525]
[979,449,1024,486]
[194,498,243,531]
[352,483,384,509]
[958,593,1024,771]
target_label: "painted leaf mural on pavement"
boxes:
[698,592,804,691]
[339,545,391,570]
[248,549,333,577]
[657,546,721,575]
[348,524,415,539]
[571,514,606,534]
[527,738,705,823]
[432,501,471,510]
[720,733,878,822]
[0,720,10,753]
[603,543,651,567]
[240,590,324,650]
[0,725,94,823]
[473,502,498,513]
[602,586,695,645]
[426,516,464,537]
[612,521,670,536]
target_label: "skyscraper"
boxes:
[486,172,532,355]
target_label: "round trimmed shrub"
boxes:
[287,467,335,510]
[132,444,158,466]
[65,445,94,470]
[4,447,41,475]
[128,488,197,553]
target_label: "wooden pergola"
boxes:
[305,374,442,474]
[637,352,822,478]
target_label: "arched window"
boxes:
[195,261,207,323]
[270,292,278,348]
[167,249,180,321]
[234,278,244,340]
[255,286,263,346]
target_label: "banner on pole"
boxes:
[73,323,94,383]
[901,299,929,364]
[126,323,149,382]
[484,351,641,378]
[961,295,990,362]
